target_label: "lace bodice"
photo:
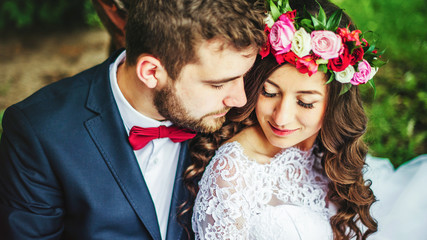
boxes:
[192,141,334,240]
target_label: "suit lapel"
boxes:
[84,53,162,240]
[166,142,193,240]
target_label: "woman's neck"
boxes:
[229,125,282,164]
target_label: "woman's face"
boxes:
[255,64,328,151]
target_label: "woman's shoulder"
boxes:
[204,136,269,184]
[209,141,248,171]
[197,141,250,192]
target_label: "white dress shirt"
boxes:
[109,51,181,240]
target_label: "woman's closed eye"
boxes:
[297,100,314,109]
[261,87,278,98]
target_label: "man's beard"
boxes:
[153,84,229,133]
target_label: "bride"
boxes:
[187,0,386,239]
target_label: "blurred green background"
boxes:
[0,0,426,167]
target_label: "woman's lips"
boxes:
[269,122,298,136]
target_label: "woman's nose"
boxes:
[272,99,294,127]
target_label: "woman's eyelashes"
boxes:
[297,100,314,109]
[261,87,278,97]
[262,87,315,109]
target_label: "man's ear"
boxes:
[135,55,166,89]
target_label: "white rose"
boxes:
[369,66,379,80]
[291,28,312,58]
[265,14,275,28]
[334,65,355,83]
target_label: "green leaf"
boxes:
[368,79,377,98]
[326,72,335,84]
[269,0,281,21]
[377,48,387,56]
[339,83,352,95]
[316,1,327,26]
[363,53,375,62]
[318,64,328,73]
[282,0,292,12]
[325,9,343,31]
[372,58,388,68]
[311,15,324,30]
[300,18,314,31]
[366,44,376,54]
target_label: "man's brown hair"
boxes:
[125,0,266,80]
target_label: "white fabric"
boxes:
[192,141,334,240]
[364,154,427,240]
[192,138,427,240]
[110,51,180,240]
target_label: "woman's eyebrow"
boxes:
[265,79,280,88]
[297,90,324,96]
[265,79,323,96]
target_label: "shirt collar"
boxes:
[109,50,173,133]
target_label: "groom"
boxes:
[0,0,265,239]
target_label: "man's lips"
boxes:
[209,108,230,118]
[212,111,228,118]
[269,122,298,136]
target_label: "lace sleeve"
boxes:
[192,145,250,240]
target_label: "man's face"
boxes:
[154,40,258,133]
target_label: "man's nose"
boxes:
[223,78,247,107]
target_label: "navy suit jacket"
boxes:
[0,51,193,240]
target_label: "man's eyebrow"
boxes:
[202,75,241,84]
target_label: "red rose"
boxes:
[264,24,271,34]
[283,51,298,66]
[284,10,297,21]
[327,45,351,72]
[350,47,364,65]
[274,53,285,65]
[260,40,270,59]
[296,55,318,76]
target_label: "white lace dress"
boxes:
[192,141,335,240]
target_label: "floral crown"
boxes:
[260,0,386,94]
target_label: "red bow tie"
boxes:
[128,125,196,150]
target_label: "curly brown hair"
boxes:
[182,0,378,239]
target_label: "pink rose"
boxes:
[269,14,296,54]
[311,31,342,60]
[351,60,372,85]
[296,55,318,76]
